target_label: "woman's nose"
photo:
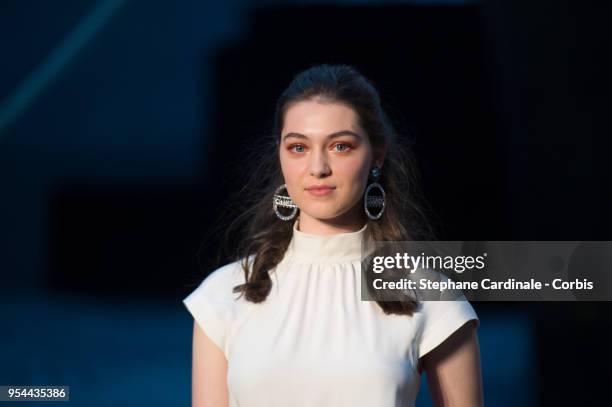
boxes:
[308,152,331,177]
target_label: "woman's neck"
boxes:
[297,207,366,236]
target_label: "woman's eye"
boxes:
[289,144,306,153]
[333,143,352,152]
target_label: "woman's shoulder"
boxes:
[182,258,251,353]
[204,258,246,286]
[184,258,249,304]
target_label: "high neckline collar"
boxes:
[284,219,369,263]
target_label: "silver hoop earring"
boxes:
[273,183,298,221]
[364,166,386,220]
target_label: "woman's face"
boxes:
[279,99,374,223]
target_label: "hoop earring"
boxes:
[273,183,298,221]
[364,166,386,220]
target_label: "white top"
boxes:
[183,220,479,407]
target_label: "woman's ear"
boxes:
[377,142,389,169]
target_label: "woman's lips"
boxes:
[306,186,335,197]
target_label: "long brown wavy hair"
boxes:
[209,64,439,316]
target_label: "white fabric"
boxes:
[183,220,479,407]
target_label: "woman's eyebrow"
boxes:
[282,130,362,142]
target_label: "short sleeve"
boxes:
[412,268,480,359]
[182,261,243,354]
[416,297,479,359]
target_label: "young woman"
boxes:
[183,64,483,407]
